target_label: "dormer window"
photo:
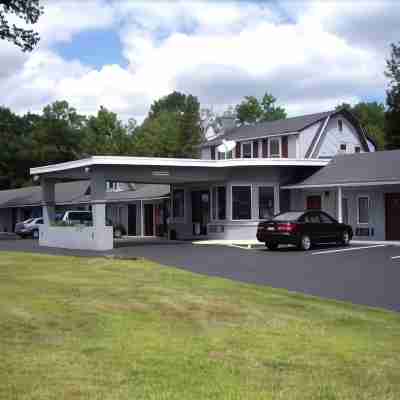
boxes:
[269,137,281,158]
[338,119,343,132]
[242,142,252,158]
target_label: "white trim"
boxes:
[231,184,253,221]
[268,136,282,158]
[30,156,329,176]
[309,116,330,158]
[337,186,343,223]
[283,180,400,189]
[357,195,370,225]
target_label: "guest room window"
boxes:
[358,196,369,224]
[173,189,185,218]
[232,186,252,220]
[211,187,217,220]
[217,186,226,220]
[269,137,281,158]
[259,187,275,219]
[242,142,252,158]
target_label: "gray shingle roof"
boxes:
[0,181,170,208]
[202,110,333,147]
[284,150,400,188]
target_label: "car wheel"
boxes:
[298,235,312,251]
[265,242,278,250]
[340,230,350,246]
[32,230,39,239]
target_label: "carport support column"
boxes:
[91,170,112,250]
[41,178,56,226]
[337,186,343,223]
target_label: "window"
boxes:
[269,138,281,158]
[217,186,226,220]
[232,186,252,220]
[355,146,361,153]
[338,119,343,132]
[358,196,369,224]
[340,143,347,152]
[242,142,252,158]
[319,212,335,224]
[211,146,216,160]
[211,186,226,220]
[253,141,259,158]
[173,189,185,218]
[259,187,275,219]
[211,187,217,219]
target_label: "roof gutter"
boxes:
[282,180,400,190]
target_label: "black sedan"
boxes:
[256,210,353,251]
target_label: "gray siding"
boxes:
[290,185,400,241]
[298,123,320,158]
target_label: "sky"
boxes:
[0,0,399,122]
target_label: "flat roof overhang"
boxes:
[282,180,400,190]
[30,156,329,184]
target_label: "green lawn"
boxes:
[0,252,400,400]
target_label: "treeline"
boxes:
[0,92,203,190]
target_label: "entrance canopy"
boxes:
[30,155,328,184]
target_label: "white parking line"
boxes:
[312,244,386,255]
[391,255,400,260]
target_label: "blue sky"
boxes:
[0,0,398,121]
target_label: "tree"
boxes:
[83,106,134,155]
[31,101,86,165]
[132,112,182,157]
[385,42,400,149]
[140,91,202,158]
[336,102,386,149]
[236,96,263,124]
[260,93,287,122]
[0,0,43,51]
[235,92,286,124]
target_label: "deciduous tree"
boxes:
[0,0,42,51]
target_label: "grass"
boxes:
[0,252,400,400]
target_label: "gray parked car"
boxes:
[15,217,43,239]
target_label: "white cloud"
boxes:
[0,0,397,121]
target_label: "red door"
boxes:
[307,195,322,210]
[385,193,400,240]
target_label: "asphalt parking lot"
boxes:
[1,239,400,312]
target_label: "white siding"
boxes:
[317,116,365,158]
[288,134,298,158]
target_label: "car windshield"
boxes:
[68,212,92,222]
[24,218,34,224]
[272,212,304,221]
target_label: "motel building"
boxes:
[1,108,399,251]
